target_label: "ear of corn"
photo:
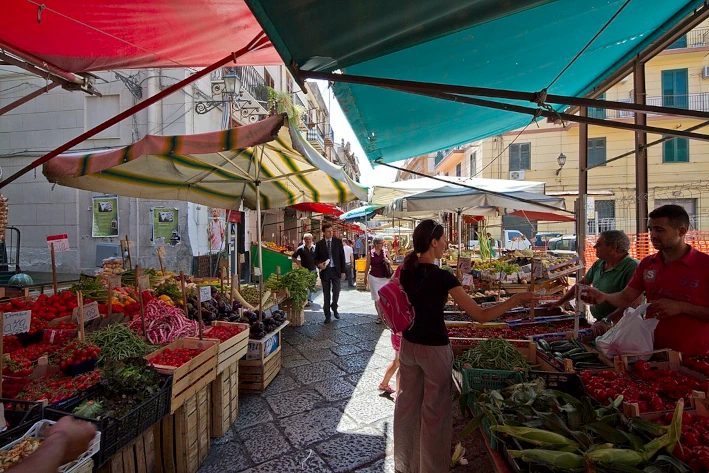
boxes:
[450,442,466,468]
[584,448,645,466]
[490,425,578,449]
[507,449,584,469]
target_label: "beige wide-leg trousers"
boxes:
[393,337,453,473]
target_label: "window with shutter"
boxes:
[661,69,688,109]
[510,143,531,171]
[587,138,606,167]
[456,163,461,177]
[470,152,477,177]
[662,137,689,163]
[589,93,606,119]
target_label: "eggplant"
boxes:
[232,301,242,311]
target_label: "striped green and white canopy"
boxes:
[43,114,367,210]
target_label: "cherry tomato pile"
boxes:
[683,356,709,377]
[657,412,709,471]
[447,321,576,340]
[16,371,102,405]
[3,336,21,354]
[56,341,101,371]
[151,348,204,367]
[2,358,32,377]
[205,325,246,342]
[9,342,62,363]
[630,360,707,402]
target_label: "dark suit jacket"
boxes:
[314,237,346,275]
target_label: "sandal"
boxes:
[379,383,395,394]
[376,318,382,324]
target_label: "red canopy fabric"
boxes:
[2,1,281,72]
[289,203,343,216]
[508,210,576,222]
[462,215,486,224]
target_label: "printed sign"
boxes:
[199,286,212,303]
[461,274,473,286]
[72,302,101,323]
[138,275,151,291]
[152,207,179,242]
[92,195,119,237]
[244,332,280,360]
[3,310,32,336]
[458,257,472,275]
[107,275,122,288]
[47,234,70,252]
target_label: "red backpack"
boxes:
[376,266,416,333]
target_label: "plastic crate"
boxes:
[45,374,172,467]
[527,371,587,398]
[0,399,43,447]
[460,368,526,393]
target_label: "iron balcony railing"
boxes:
[306,124,335,150]
[667,28,709,50]
[588,93,709,119]
[307,129,324,149]
[234,66,269,105]
[586,215,703,234]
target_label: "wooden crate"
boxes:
[195,321,250,374]
[211,362,239,437]
[98,429,155,473]
[239,347,282,393]
[356,272,366,291]
[280,299,305,327]
[145,338,218,413]
[154,385,211,473]
[73,460,95,473]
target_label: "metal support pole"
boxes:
[256,181,264,322]
[0,81,60,116]
[578,107,589,272]
[0,39,85,85]
[635,61,649,235]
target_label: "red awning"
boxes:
[508,210,576,222]
[462,215,486,224]
[1,1,281,72]
[289,203,343,217]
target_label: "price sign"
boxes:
[461,274,473,286]
[458,257,472,274]
[72,302,101,323]
[199,286,211,303]
[156,246,167,258]
[46,234,70,252]
[107,275,122,288]
[3,310,31,336]
[138,275,151,291]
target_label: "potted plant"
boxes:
[265,268,317,325]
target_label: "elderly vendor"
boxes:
[547,230,638,334]
[582,205,709,355]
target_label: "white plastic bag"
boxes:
[595,303,659,360]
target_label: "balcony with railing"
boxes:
[588,93,709,119]
[434,146,464,168]
[306,124,335,153]
[233,66,269,105]
[666,28,709,50]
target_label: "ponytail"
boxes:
[402,251,419,271]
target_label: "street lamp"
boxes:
[556,152,567,175]
[223,70,237,95]
[195,68,265,122]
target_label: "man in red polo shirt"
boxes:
[582,204,709,355]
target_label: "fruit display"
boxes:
[263,241,288,253]
[127,299,199,344]
[204,324,246,342]
[56,340,101,375]
[97,257,126,281]
[150,347,204,367]
[242,309,286,340]
[0,437,41,472]
[448,320,578,342]
[16,371,103,405]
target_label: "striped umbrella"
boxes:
[43,114,367,210]
[339,204,383,222]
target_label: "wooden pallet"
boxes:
[239,346,282,393]
[196,321,250,374]
[146,338,218,413]
[98,429,155,473]
[211,362,239,437]
[154,385,211,473]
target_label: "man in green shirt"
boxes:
[546,230,638,334]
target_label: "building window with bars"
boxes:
[588,200,616,234]
[509,143,531,171]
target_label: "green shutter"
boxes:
[520,143,531,170]
[510,145,520,171]
[662,138,673,162]
[662,69,688,109]
[589,93,606,119]
[587,138,606,167]
[677,138,689,162]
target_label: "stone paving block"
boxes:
[342,325,387,341]
[354,456,396,473]
[314,428,387,473]
[280,407,359,448]
[260,373,301,396]
[296,338,338,351]
[280,342,299,357]
[327,332,361,345]
[347,371,388,395]
[301,348,337,362]
[239,449,333,473]
[282,355,311,369]
[238,422,292,464]
[331,352,383,374]
[233,395,274,432]
[266,388,324,418]
[330,344,368,356]
[342,391,396,425]
[311,377,357,402]
[197,439,251,473]
[295,324,336,338]
[283,332,314,345]
[289,360,346,385]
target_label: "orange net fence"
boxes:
[584,231,709,268]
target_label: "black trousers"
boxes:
[320,267,341,317]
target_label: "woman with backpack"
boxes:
[364,235,393,324]
[393,219,536,473]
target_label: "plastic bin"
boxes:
[459,368,526,393]
[0,399,43,447]
[355,259,366,271]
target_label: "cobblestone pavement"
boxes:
[199,286,398,473]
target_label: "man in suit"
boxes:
[314,222,346,323]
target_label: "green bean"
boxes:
[87,324,156,365]
[453,338,530,371]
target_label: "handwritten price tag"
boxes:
[47,234,70,252]
[3,310,31,336]
[72,302,101,323]
[462,274,473,286]
[199,286,212,303]
[138,275,151,291]
[107,275,122,288]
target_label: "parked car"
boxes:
[533,232,563,249]
[547,235,577,256]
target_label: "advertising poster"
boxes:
[92,195,119,237]
[207,208,225,252]
[152,207,179,243]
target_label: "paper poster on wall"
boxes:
[207,208,225,252]
[151,207,179,243]
[92,195,119,237]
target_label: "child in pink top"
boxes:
[379,332,401,397]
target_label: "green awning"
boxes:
[245,0,704,163]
